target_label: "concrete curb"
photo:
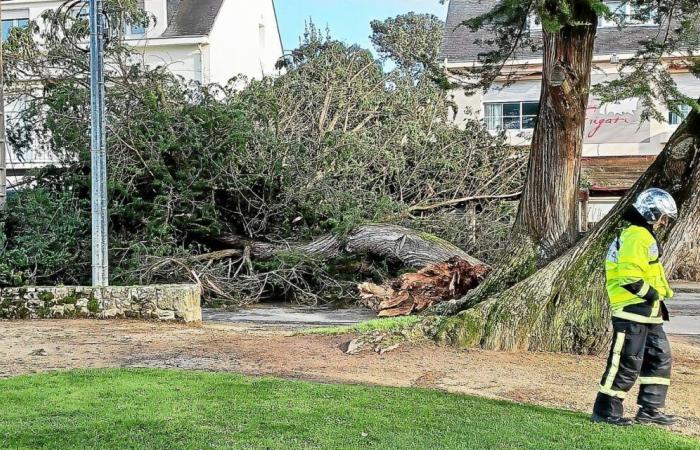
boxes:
[671,281,700,294]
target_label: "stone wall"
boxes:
[0,284,201,323]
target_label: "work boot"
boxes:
[635,408,676,426]
[591,413,635,426]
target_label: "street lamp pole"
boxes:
[0,1,7,211]
[89,0,108,286]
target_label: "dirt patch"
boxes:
[1,320,700,437]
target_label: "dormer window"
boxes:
[2,10,29,40]
[598,1,657,27]
[528,1,656,30]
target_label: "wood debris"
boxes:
[358,257,490,317]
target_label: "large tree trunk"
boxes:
[430,107,700,354]
[431,15,598,315]
[207,224,485,268]
[514,13,597,262]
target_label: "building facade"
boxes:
[2,0,284,183]
[441,0,699,229]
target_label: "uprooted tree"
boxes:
[0,6,523,303]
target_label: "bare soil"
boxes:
[1,320,699,437]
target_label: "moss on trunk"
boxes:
[430,105,700,354]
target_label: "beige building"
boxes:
[441,0,699,229]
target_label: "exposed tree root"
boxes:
[358,257,490,317]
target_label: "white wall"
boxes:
[133,43,206,83]
[206,0,283,85]
[143,0,168,36]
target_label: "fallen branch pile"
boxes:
[358,257,491,317]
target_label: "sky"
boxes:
[274,0,449,53]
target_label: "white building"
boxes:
[2,0,284,182]
[441,0,699,230]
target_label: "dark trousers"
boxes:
[593,318,672,418]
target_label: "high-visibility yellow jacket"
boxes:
[605,225,673,324]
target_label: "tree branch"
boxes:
[408,192,522,212]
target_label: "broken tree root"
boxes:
[358,257,491,317]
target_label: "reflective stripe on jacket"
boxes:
[605,225,673,324]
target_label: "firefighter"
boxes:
[591,188,678,426]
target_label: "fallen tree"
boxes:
[1,13,523,303]
[142,225,487,304]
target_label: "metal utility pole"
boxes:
[89,0,109,286]
[0,2,7,211]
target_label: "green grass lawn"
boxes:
[302,316,421,335]
[0,369,698,450]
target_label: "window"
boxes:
[126,0,146,36]
[669,104,692,125]
[68,3,144,37]
[484,101,539,131]
[127,22,146,36]
[598,1,656,27]
[2,10,29,40]
[259,23,266,48]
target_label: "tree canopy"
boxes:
[370,12,445,78]
[0,6,524,305]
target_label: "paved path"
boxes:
[666,292,700,335]
[203,304,375,328]
[204,293,700,335]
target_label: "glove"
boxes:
[661,300,670,321]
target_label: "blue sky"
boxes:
[275,0,449,52]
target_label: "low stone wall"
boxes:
[0,284,201,323]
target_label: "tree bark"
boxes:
[430,105,700,354]
[431,8,599,315]
[205,224,485,268]
[514,16,597,262]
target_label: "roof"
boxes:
[441,0,673,64]
[161,0,224,38]
[581,155,655,190]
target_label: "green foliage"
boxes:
[1,369,698,449]
[1,14,525,304]
[370,13,446,83]
[87,297,100,314]
[0,189,90,286]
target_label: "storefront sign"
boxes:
[584,98,650,144]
